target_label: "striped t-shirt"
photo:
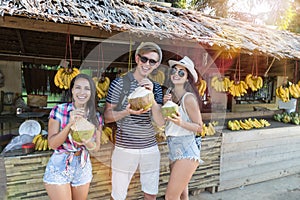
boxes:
[106,72,163,149]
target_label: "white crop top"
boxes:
[165,92,196,137]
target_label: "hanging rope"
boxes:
[97,44,101,79]
[221,57,225,76]
[64,32,72,69]
[128,38,133,71]
[255,55,258,77]
[234,54,241,82]
[284,60,287,85]
[293,60,298,83]
[251,56,254,75]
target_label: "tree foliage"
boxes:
[187,0,300,33]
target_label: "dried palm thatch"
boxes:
[0,0,299,59]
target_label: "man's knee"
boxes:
[144,192,156,200]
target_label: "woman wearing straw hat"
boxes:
[163,56,204,200]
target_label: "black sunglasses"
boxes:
[170,67,186,77]
[138,54,158,66]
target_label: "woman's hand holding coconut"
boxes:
[162,94,181,125]
[69,108,85,124]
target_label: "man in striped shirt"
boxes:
[104,42,164,200]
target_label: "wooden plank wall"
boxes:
[219,126,300,191]
[4,152,52,200]
[0,156,7,200]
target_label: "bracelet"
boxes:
[86,142,96,151]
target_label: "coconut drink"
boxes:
[128,86,155,110]
[161,100,179,118]
[70,117,95,143]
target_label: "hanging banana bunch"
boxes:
[211,76,232,92]
[228,80,248,97]
[101,126,113,144]
[54,67,80,90]
[288,82,300,99]
[275,84,290,102]
[198,79,207,96]
[93,76,111,99]
[245,74,263,92]
[148,69,165,85]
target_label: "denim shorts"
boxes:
[167,134,201,163]
[43,152,93,186]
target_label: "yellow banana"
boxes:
[43,138,48,151]
[256,76,263,89]
[207,123,216,136]
[239,120,251,130]
[198,79,207,96]
[34,136,43,150]
[201,124,207,137]
[54,68,65,89]
[32,134,42,144]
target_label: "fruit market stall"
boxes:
[1,0,300,198]
[1,129,221,199]
[217,112,300,191]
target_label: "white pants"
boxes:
[111,145,160,200]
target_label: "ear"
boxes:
[135,54,139,63]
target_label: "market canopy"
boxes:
[0,0,300,60]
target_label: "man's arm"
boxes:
[103,103,129,123]
[151,82,165,126]
[151,101,164,126]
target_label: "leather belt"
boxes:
[65,151,81,156]
[73,151,81,156]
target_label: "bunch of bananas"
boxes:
[92,76,110,99]
[100,126,113,144]
[227,118,270,131]
[149,69,165,85]
[275,85,290,102]
[288,83,300,99]
[211,76,232,92]
[196,122,216,137]
[198,79,207,96]
[54,67,80,89]
[245,74,263,91]
[228,81,248,97]
[152,121,166,143]
[32,134,51,151]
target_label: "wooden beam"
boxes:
[0,15,117,38]
[201,50,222,75]
[0,16,218,49]
[15,29,25,53]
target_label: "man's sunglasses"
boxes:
[138,54,158,66]
[170,67,186,77]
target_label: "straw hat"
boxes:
[168,56,198,82]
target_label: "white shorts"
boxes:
[111,145,161,200]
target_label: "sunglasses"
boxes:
[138,54,158,66]
[170,67,186,77]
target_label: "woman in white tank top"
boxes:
[163,56,204,200]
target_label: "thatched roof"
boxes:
[0,0,300,59]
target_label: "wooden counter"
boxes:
[2,135,221,199]
[219,124,300,191]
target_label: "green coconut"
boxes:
[70,117,95,143]
[128,86,155,111]
[162,101,179,118]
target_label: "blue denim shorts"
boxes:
[167,135,201,163]
[43,152,93,186]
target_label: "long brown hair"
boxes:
[184,70,202,110]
